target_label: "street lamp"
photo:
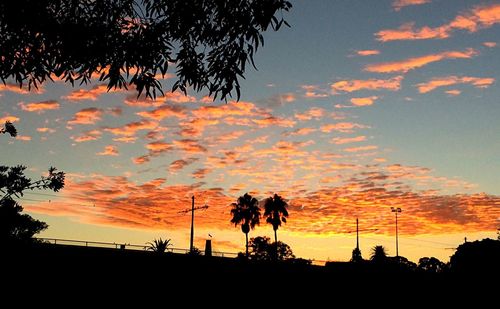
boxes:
[391,207,402,258]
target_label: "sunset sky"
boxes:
[1,0,499,263]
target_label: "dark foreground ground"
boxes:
[4,243,497,305]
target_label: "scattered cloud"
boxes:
[0,115,20,123]
[67,108,103,125]
[105,120,158,136]
[252,116,296,128]
[483,41,497,48]
[416,76,494,93]
[136,105,187,120]
[146,141,173,155]
[97,145,119,156]
[63,84,114,101]
[169,158,199,173]
[294,107,325,121]
[343,145,378,153]
[259,93,297,107]
[0,83,43,94]
[15,135,31,141]
[354,50,380,56]
[365,49,477,73]
[36,127,56,134]
[285,127,317,136]
[332,76,403,93]
[331,136,367,145]
[392,0,431,11]
[350,96,378,106]
[192,168,212,179]
[320,122,368,133]
[173,139,207,153]
[19,100,60,113]
[445,89,461,96]
[377,4,500,41]
[113,136,138,143]
[71,130,102,142]
[301,85,329,98]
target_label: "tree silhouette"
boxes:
[146,238,172,254]
[0,165,65,202]
[450,238,500,273]
[248,236,294,261]
[0,165,65,244]
[351,247,363,263]
[0,197,48,244]
[0,0,292,100]
[1,121,17,137]
[370,245,388,263]
[230,193,261,257]
[418,257,446,273]
[263,194,289,245]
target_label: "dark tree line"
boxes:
[0,0,292,100]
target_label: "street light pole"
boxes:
[391,207,402,258]
[190,195,194,253]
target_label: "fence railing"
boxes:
[35,237,238,258]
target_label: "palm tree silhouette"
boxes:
[263,193,289,257]
[146,238,172,253]
[230,193,261,257]
[370,245,388,263]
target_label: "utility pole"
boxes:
[178,195,208,253]
[356,217,359,250]
[190,196,194,252]
[391,207,402,258]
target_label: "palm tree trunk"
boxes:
[274,229,278,260]
[245,232,249,258]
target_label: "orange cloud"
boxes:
[113,136,137,143]
[377,4,500,41]
[0,83,44,94]
[320,122,368,133]
[15,135,31,141]
[252,116,296,128]
[350,96,378,106]
[169,158,199,173]
[178,118,219,137]
[24,169,500,238]
[63,84,115,101]
[301,85,329,98]
[365,49,477,73]
[97,145,119,156]
[483,41,497,48]
[67,108,103,125]
[331,136,367,145]
[392,0,430,11]
[146,141,173,155]
[192,168,212,179]
[132,155,150,165]
[285,127,317,136]
[71,130,102,142]
[36,127,56,134]
[343,145,378,153]
[294,107,325,121]
[355,49,380,56]
[417,76,495,93]
[19,100,60,113]
[331,76,403,93]
[136,105,187,120]
[0,115,20,123]
[105,120,158,136]
[173,139,207,153]
[445,89,461,96]
[124,91,196,107]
